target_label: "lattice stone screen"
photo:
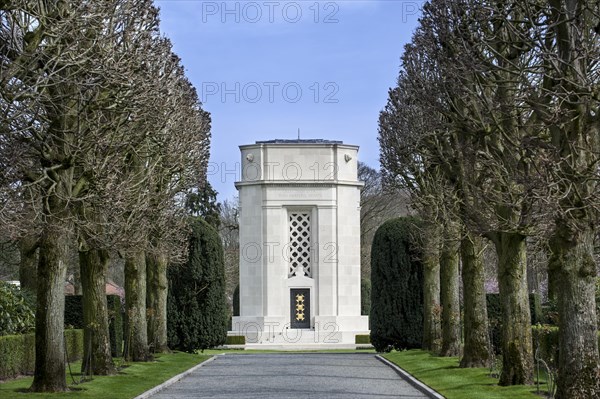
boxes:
[288,212,312,277]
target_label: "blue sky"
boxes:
[156,0,423,199]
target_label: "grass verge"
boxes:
[0,352,211,399]
[383,350,546,399]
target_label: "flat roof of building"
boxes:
[256,139,343,144]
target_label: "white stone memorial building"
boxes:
[230,139,369,348]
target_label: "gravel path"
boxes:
[150,353,428,399]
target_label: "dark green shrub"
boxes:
[532,325,559,369]
[542,299,559,325]
[355,334,371,344]
[225,335,245,345]
[530,293,542,325]
[64,294,123,357]
[107,296,123,357]
[233,284,240,317]
[486,293,502,354]
[0,329,83,380]
[0,281,35,336]
[532,325,600,371]
[64,295,84,328]
[168,217,228,352]
[361,278,371,316]
[370,217,423,352]
[64,328,84,362]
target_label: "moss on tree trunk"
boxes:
[30,223,69,392]
[19,236,38,292]
[422,226,441,352]
[460,233,490,368]
[147,252,169,353]
[440,223,461,357]
[80,249,115,375]
[494,232,533,385]
[550,226,600,399]
[125,251,149,361]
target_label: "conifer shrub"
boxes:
[167,218,228,352]
[233,284,240,317]
[370,217,424,352]
[361,278,371,316]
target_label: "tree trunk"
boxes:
[19,236,38,292]
[460,233,490,368]
[549,226,599,399]
[422,225,441,352]
[80,249,115,375]
[73,257,83,295]
[30,224,69,392]
[439,224,461,357]
[146,252,169,353]
[125,251,149,361]
[494,232,533,385]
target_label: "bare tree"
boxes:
[0,2,127,389]
[0,0,211,388]
[408,0,541,382]
[381,0,599,393]
[379,85,449,354]
[219,197,240,311]
[358,161,407,280]
[540,1,600,396]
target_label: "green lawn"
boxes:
[0,352,211,399]
[384,350,547,399]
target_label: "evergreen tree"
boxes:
[361,279,371,316]
[232,284,240,317]
[185,183,221,229]
[167,218,227,351]
[370,217,424,352]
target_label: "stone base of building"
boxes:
[229,315,369,349]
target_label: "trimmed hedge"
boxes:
[64,295,84,328]
[168,218,228,351]
[370,217,424,352]
[532,325,600,370]
[530,293,542,325]
[361,279,371,316]
[355,334,371,344]
[233,284,240,317]
[107,296,124,357]
[64,295,123,357]
[225,335,245,345]
[0,329,83,380]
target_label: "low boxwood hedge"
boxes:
[0,329,83,380]
[355,334,371,344]
[225,335,245,345]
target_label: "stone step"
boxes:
[248,330,344,345]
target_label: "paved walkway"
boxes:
[150,353,428,398]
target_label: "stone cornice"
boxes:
[235,180,364,189]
